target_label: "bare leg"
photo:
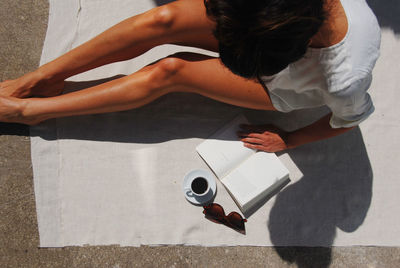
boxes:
[0,53,276,125]
[0,0,217,98]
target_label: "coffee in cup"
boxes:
[191,177,208,195]
[186,176,210,197]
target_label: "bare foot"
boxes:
[0,72,64,98]
[0,96,44,125]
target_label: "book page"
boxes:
[196,115,255,178]
[221,152,289,209]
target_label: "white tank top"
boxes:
[260,0,381,128]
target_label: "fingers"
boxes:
[238,131,264,150]
[238,132,268,148]
[240,137,263,144]
[237,123,288,153]
[238,131,268,150]
[243,143,268,151]
[239,132,266,139]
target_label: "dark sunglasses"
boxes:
[203,203,247,234]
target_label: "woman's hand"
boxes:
[237,124,292,153]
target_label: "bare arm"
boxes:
[286,114,354,149]
[239,114,355,152]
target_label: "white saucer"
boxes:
[183,169,217,205]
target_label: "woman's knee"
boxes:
[152,56,186,82]
[150,5,178,29]
[149,52,214,86]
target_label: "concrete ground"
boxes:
[0,1,399,267]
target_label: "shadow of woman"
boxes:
[268,127,373,268]
[367,0,400,34]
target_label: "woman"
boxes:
[0,0,380,152]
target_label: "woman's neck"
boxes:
[309,0,348,48]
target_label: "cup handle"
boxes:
[185,188,194,196]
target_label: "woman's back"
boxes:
[261,0,381,128]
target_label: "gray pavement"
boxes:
[1,1,399,267]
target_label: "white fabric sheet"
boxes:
[31,0,400,247]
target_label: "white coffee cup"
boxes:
[185,176,210,198]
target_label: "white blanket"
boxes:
[31,0,400,247]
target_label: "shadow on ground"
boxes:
[244,105,373,268]
[0,89,373,268]
[0,1,379,267]
[269,127,373,268]
[0,78,373,268]
[367,0,400,34]
[0,123,29,136]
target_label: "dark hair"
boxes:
[205,0,326,78]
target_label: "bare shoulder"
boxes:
[310,0,348,48]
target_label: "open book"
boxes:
[196,115,290,214]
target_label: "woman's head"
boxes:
[205,0,326,78]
